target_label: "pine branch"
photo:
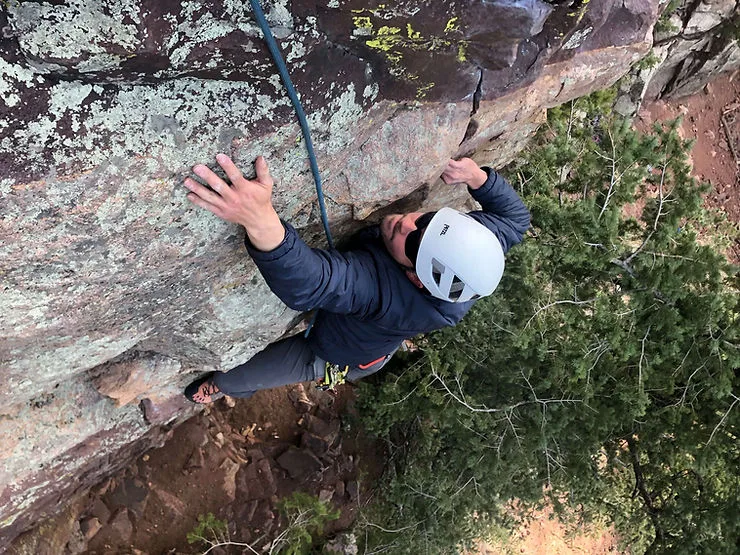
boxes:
[361,520,424,534]
[638,326,651,396]
[597,128,618,219]
[525,298,596,329]
[706,393,739,446]
[382,386,419,406]
[503,410,523,449]
[566,99,575,140]
[641,250,697,262]
[609,259,675,305]
[611,257,638,278]
[404,483,439,500]
[200,539,261,555]
[620,136,675,266]
[671,364,705,408]
[653,161,670,231]
[623,231,654,266]
[626,437,665,546]
[584,339,610,386]
[430,365,583,414]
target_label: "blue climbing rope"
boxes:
[248,0,334,250]
[249,0,332,337]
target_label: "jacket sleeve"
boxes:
[468,167,530,253]
[245,221,380,316]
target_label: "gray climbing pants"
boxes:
[212,334,395,398]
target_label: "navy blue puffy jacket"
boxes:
[246,168,530,367]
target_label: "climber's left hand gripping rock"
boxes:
[184,154,286,251]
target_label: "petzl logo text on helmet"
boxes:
[439,224,450,236]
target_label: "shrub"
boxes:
[356,92,739,554]
[187,512,230,549]
[273,492,340,554]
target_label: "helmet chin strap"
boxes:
[394,260,430,293]
[404,268,426,290]
[392,247,427,291]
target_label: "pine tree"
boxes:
[357,91,739,554]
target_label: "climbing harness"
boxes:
[248,0,332,339]
[316,362,350,392]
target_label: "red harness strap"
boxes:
[358,356,386,370]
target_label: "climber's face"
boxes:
[380,211,428,269]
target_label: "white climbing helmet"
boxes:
[414,207,505,303]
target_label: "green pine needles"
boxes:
[356,90,739,554]
[186,492,339,554]
[274,492,340,554]
[187,512,230,550]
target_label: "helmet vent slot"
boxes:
[450,275,463,289]
[449,276,465,301]
[431,258,445,286]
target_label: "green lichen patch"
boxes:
[350,10,469,99]
[444,17,460,33]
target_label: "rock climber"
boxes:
[183,154,530,403]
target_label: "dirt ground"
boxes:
[478,507,620,555]
[14,71,739,555]
[73,382,380,555]
[636,70,740,262]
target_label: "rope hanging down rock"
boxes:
[249,0,333,337]
[248,0,334,249]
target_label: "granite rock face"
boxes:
[647,0,739,101]
[1,0,659,547]
[613,0,738,117]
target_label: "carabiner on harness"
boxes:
[316,362,350,391]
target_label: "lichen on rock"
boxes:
[5,0,728,549]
